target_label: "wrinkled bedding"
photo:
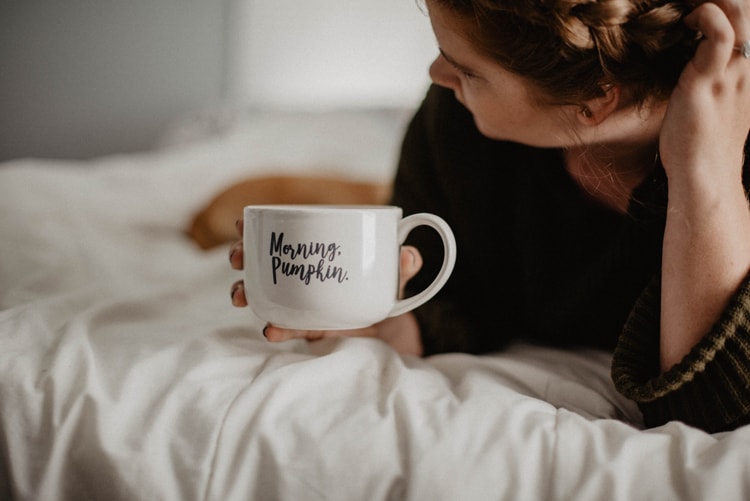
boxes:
[2,110,750,500]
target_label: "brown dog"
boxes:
[188,174,392,249]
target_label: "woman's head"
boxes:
[427,0,699,106]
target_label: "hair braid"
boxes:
[432,0,698,105]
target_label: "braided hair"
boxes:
[432,0,699,105]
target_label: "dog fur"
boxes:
[188,174,392,249]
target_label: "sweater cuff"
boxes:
[612,272,750,433]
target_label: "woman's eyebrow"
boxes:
[439,48,479,74]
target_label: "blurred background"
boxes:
[0,0,435,161]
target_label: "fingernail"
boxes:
[231,282,240,300]
[262,325,268,338]
[235,218,243,232]
[228,247,236,263]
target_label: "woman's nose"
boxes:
[429,55,459,89]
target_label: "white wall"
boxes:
[0,0,226,161]
[226,0,436,110]
[0,0,437,161]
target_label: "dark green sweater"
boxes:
[392,85,750,433]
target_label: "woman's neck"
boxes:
[563,141,659,214]
[562,99,666,214]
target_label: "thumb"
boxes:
[398,246,423,298]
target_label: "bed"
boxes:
[2,107,750,501]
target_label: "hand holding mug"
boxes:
[230,205,457,349]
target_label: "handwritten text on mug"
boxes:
[269,231,349,285]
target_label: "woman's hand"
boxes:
[659,0,750,180]
[229,217,425,356]
[658,0,750,370]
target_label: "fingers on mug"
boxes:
[243,205,457,330]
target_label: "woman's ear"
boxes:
[577,84,621,125]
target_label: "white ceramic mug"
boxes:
[243,205,457,330]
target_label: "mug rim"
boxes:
[244,204,400,212]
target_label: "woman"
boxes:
[229,0,750,432]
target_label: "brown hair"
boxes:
[431,0,699,105]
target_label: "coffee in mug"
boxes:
[243,205,456,330]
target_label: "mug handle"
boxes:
[387,213,457,318]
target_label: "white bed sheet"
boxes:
[2,110,750,501]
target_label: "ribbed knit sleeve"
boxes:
[391,85,524,356]
[612,272,750,432]
[391,87,477,355]
[411,299,478,355]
